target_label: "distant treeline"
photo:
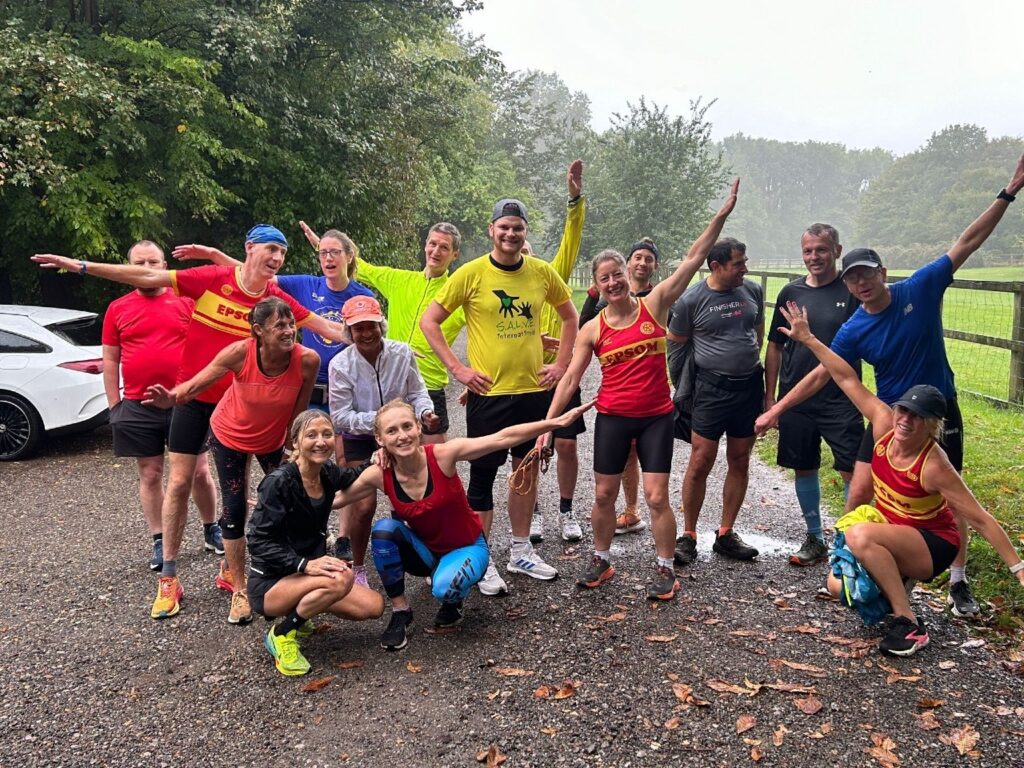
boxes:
[2,2,1021,310]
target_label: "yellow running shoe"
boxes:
[295,620,317,638]
[151,576,183,619]
[228,591,253,625]
[215,560,234,593]
[264,628,311,676]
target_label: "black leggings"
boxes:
[210,435,283,540]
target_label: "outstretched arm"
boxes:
[332,465,384,508]
[648,178,740,321]
[32,254,172,290]
[143,339,247,408]
[948,154,1024,271]
[171,244,240,267]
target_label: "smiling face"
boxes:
[349,319,383,358]
[245,241,287,282]
[800,233,840,283]
[627,248,657,287]
[713,249,748,289]
[890,404,935,450]
[595,257,630,304]
[254,309,297,352]
[318,235,352,281]
[424,230,457,278]
[296,415,336,466]
[374,403,421,458]
[489,215,527,260]
[842,265,888,306]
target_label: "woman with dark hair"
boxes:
[247,409,384,676]
[146,296,319,625]
[778,301,1024,656]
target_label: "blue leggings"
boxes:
[370,518,488,604]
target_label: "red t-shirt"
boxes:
[170,265,311,403]
[593,298,674,418]
[383,445,484,554]
[101,290,193,400]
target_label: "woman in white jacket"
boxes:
[328,295,439,584]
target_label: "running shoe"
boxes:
[380,610,413,651]
[713,530,759,560]
[478,560,509,596]
[215,560,235,593]
[353,567,369,589]
[149,538,163,572]
[264,627,311,676]
[673,534,697,566]
[529,512,544,544]
[228,591,253,625]
[880,616,929,657]
[334,535,353,563]
[614,509,646,535]
[434,601,464,628]
[577,555,615,589]
[150,576,183,619]
[647,565,680,601]
[561,511,583,542]
[204,523,225,555]
[948,581,980,618]
[296,619,317,638]
[789,534,828,567]
[506,546,558,580]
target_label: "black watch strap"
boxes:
[998,188,1016,203]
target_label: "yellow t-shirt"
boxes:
[436,255,572,395]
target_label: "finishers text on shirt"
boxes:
[594,298,673,418]
[669,280,764,377]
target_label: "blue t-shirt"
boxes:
[830,255,955,404]
[276,275,373,384]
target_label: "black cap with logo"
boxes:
[840,247,883,278]
[491,198,528,223]
[893,384,947,420]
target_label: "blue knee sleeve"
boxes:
[432,534,490,603]
[467,465,498,512]
[794,472,822,538]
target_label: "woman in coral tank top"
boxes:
[542,180,740,601]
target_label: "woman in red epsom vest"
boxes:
[332,397,593,652]
[542,180,740,601]
[146,297,319,625]
[777,302,1024,657]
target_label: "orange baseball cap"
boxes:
[342,295,384,325]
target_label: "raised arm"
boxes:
[948,154,1024,271]
[143,339,247,408]
[648,178,740,320]
[171,244,240,267]
[32,254,172,290]
[420,301,493,394]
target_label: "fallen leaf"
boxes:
[707,679,753,696]
[772,723,789,747]
[939,725,980,756]
[795,696,823,715]
[750,746,764,762]
[703,618,723,625]
[730,629,758,637]
[961,638,986,649]
[937,660,957,670]
[665,672,680,682]
[762,680,817,694]
[743,738,762,746]
[644,634,679,643]
[736,714,757,734]
[773,597,792,609]
[782,624,821,634]
[770,659,827,677]
[540,726,557,736]
[913,711,941,731]
[406,661,423,673]
[602,611,628,623]
[917,698,945,709]
[302,676,335,693]
[663,717,681,731]
[335,660,364,670]
[534,685,551,699]
[486,690,501,701]
[553,681,578,700]
[760,495,778,507]
[864,733,900,767]
[671,682,710,707]
[494,667,533,677]
[475,744,507,767]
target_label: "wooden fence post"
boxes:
[1011,286,1024,404]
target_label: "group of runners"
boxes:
[32,155,1024,674]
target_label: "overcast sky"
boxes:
[461,0,1023,155]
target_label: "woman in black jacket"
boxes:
[247,409,384,676]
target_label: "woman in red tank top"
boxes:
[542,179,740,602]
[778,302,1024,657]
[145,297,319,625]
[333,397,593,651]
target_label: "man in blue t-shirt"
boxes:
[757,154,1024,618]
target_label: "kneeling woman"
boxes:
[778,302,1024,657]
[335,398,593,651]
[247,410,385,676]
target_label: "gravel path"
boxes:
[1,358,1022,767]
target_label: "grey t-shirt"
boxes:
[669,279,764,377]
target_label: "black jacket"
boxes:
[247,460,365,578]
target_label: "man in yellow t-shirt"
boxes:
[421,197,579,595]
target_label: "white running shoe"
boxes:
[507,546,558,580]
[561,512,583,542]
[529,513,544,544]
[477,560,509,596]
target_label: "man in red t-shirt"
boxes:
[36,224,348,620]
[102,241,222,573]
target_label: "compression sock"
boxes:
[160,559,177,578]
[657,556,674,569]
[794,473,823,540]
[949,565,966,585]
[842,479,851,502]
[274,608,307,637]
[559,497,573,515]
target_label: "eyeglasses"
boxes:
[842,267,880,284]
[318,249,345,259]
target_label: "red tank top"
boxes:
[383,445,484,554]
[871,430,960,547]
[211,339,306,454]
[593,298,673,417]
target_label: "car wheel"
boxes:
[0,393,43,461]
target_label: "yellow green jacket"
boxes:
[540,195,586,362]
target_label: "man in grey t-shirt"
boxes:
[668,237,765,565]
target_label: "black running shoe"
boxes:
[334,535,353,563]
[647,565,680,601]
[576,555,615,589]
[713,530,759,560]
[674,534,697,566]
[880,615,929,657]
[948,581,980,618]
[789,534,828,567]
[434,601,464,628]
[380,610,413,651]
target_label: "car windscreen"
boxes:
[48,316,102,347]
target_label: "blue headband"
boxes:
[245,224,288,247]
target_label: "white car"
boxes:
[0,305,109,460]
